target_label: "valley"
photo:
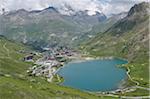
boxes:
[0,1,149,99]
[0,36,108,99]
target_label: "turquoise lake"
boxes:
[58,59,127,92]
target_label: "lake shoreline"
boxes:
[57,56,128,93]
[78,56,137,94]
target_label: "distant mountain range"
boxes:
[91,12,128,33]
[0,6,107,48]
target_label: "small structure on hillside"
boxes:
[24,55,34,62]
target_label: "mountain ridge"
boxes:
[0,5,106,48]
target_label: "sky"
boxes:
[0,0,149,15]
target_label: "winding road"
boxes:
[3,43,10,57]
[0,42,20,63]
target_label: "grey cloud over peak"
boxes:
[0,0,149,16]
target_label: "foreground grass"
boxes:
[123,88,149,96]
[0,76,101,99]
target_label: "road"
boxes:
[3,42,10,57]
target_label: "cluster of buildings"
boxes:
[22,51,38,62]
[43,46,75,57]
[27,46,77,82]
[28,60,60,78]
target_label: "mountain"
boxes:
[81,2,149,95]
[0,6,106,48]
[70,11,106,27]
[91,12,127,34]
[75,12,127,45]
[82,2,149,60]
[105,2,149,36]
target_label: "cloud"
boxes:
[0,0,103,15]
[0,0,149,15]
[46,0,103,15]
[100,0,150,15]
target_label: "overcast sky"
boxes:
[0,0,149,15]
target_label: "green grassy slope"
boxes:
[80,2,149,96]
[0,36,116,99]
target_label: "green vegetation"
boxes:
[122,88,149,96]
[51,74,64,84]
[0,2,149,98]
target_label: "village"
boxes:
[24,46,79,83]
